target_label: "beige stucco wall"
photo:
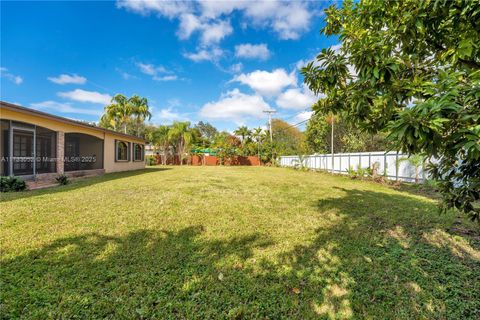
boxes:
[1,106,145,174]
[103,133,145,173]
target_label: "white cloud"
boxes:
[200,20,233,45]
[330,43,342,52]
[58,89,112,105]
[116,0,191,18]
[154,75,178,81]
[232,68,297,97]
[229,63,243,73]
[177,14,232,45]
[0,67,23,85]
[235,43,270,60]
[156,107,188,123]
[137,62,166,75]
[177,13,202,39]
[117,0,317,45]
[276,85,317,110]
[199,88,271,123]
[183,47,223,62]
[47,74,86,85]
[136,62,177,81]
[273,3,312,40]
[292,111,313,123]
[116,68,137,80]
[30,101,102,116]
[151,98,190,124]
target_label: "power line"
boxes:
[281,107,312,122]
[275,112,319,134]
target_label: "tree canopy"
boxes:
[305,114,391,154]
[272,119,306,156]
[99,94,151,136]
[302,0,480,221]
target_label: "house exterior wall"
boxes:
[103,133,145,173]
[0,104,145,176]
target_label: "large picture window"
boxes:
[133,143,144,162]
[116,140,129,161]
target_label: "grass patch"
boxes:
[1,166,479,319]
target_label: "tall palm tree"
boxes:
[101,94,132,134]
[168,121,193,165]
[234,126,251,146]
[152,125,171,165]
[129,95,152,136]
[252,127,264,159]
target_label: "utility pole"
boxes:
[263,110,276,142]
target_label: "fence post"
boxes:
[395,151,399,181]
[339,153,342,173]
[384,152,387,177]
[422,157,426,182]
[331,152,334,174]
[359,153,361,169]
[368,152,371,168]
[348,153,351,171]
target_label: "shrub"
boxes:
[56,174,69,185]
[347,166,358,179]
[146,155,156,166]
[356,165,367,179]
[0,176,27,192]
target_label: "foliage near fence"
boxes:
[280,151,427,183]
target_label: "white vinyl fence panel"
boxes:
[279,151,428,183]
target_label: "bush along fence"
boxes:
[279,151,429,183]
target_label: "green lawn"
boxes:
[1,166,479,319]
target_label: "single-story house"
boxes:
[0,101,145,180]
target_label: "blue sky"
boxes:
[1,1,338,131]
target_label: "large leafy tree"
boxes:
[194,121,218,143]
[272,119,306,156]
[302,0,480,221]
[305,114,391,153]
[213,132,241,165]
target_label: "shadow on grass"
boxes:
[0,167,171,203]
[1,189,478,318]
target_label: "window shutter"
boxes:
[114,140,118,162]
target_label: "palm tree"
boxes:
[168,121,193,165]
[234,126,252,146]
[152,125,171,165]
[398,154,425,183]
[101,94,132,134]
[100,94,151,135]
[252,127,264,159]
[129,95,152,136]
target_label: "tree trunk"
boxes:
[179,141,183,166]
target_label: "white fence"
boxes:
[279,151,428,183]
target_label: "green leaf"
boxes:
[458,39,473,59]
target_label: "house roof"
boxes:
[0,101,146,142]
